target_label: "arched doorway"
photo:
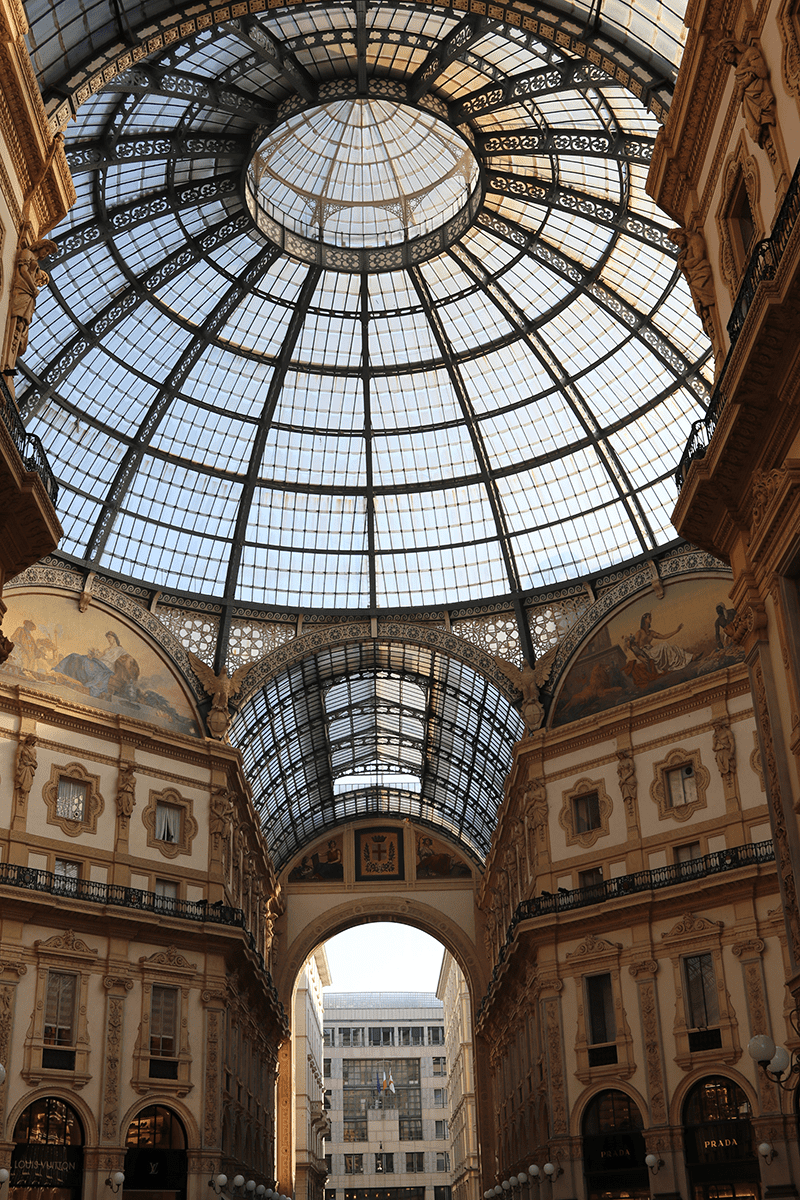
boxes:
[581,1090,649,1200]
[123,1105,188,1200]
[682,1077,760,1199]
[9,1096,84,1200]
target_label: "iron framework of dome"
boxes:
[15,0,712,865]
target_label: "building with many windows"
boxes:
[323,994,453,1200]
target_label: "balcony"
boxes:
[674,157,800,494]
[476,839,775,1022]
[0,374,61,585]
[0,860,287,1026]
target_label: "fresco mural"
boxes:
[0,589,200,735]
[415,834,472,879]
[287,835,344,882]
[551,576,743,727]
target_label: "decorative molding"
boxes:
[566,933,622,959]
[650,747,710,823]
[41,759,104,837]
[661,913,724,940]
[142,786,198,859]
[138,946,196,971]
[628,959,658,977]
[558,776,613,847]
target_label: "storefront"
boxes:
[582,1090,649,1200]
[124,1105,188,1200]
[9,1097,84,1200]
[682,1077,760,1200]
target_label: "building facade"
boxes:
[294,949,332,1200]
[437,956,478,1200]
[323,994,454,1200]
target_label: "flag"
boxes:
[388,1070,395,1094]
[376,1071,381,1093]
[382,1071,388,1092]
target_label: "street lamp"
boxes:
[105,1172,125,1193]
[747,1032,796,1090]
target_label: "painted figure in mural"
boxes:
[633,613,695,673]
[717,38,776,146]
[55,630,140,698]
[714,603,737,650]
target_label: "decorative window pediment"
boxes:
[559,777,612,847]
[143,788,198,859]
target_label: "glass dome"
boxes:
[18,0,711,616]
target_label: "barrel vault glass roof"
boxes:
[15,0,710,865]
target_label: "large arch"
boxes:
[275,891,494,1197]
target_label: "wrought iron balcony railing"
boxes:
[675,155,800,491]
[0,860,286,1020]
[476,839,775,1021]
[0,374,58,504]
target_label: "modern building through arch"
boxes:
[2,0,800,1196]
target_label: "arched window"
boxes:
[124,1105,188,1197]
[10,1097,84,1198]
[581,1090,648,1200]
[683,1077,759,1200]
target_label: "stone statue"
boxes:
[14,735,37,806]
[210,787,235,840]
[668,228,716,330]
[616,749,637,816]
[6,233,57,368]
[712,718,736,782]
[116,762,136,817]
[717,38,776,148]
[187,652,254,740]
[494,646,557,734]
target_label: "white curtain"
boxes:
[155,804,180,843]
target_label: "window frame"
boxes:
[143,787,198,859]
[42,761,104,837]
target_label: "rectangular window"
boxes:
[573,791,600,833]
[435,1120,449,1139]
[434,1088,447,1108]
[44,972,76,1045]
[428,1026,445,1045]
[340,1027,365,1047]
[150,985,178,1056]
[324,1059,331,1078]
[325,1156,332,1175]
[666,764,698,807]
[432,1057,447,1076]
[406,1153,424,1173]
[369,1027,394,1046]
[436,1152,450,1172]
[675,841,702,864]
[343,1120,367,1143]
[56,778,87,822]
[154,878,178,910]
[344,1155,363,1175]
[323,1028,333,1047]
[585,973,615,1045]
[399,1026,424,1046]
[400,1118,422,1141]
[53,859,80,894]
[155,802,182,843]
[375,1154,394,1174]
[578,867,603,890]
[684,953,720,1029]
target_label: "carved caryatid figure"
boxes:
[187,652,253,740]
[116,762,136,818]
[712,717,737,783]
[668,228,716,322]
[6,233,57,368]
[616,749,637,816]
[495,646,557,735]
[14,735,37,807]
[716,38,776,147]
